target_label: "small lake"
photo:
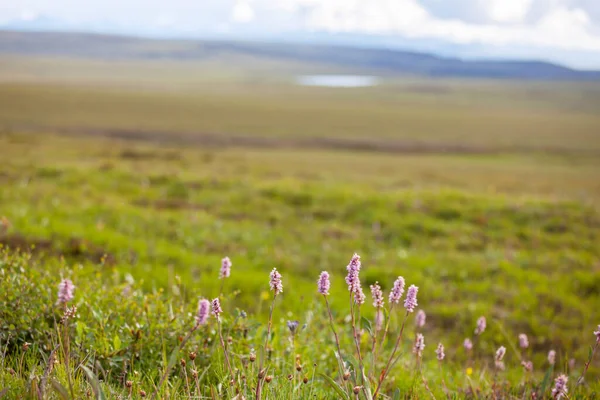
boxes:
[296,75,380,88]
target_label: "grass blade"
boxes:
[50,380,70,400]
[319,373,350,400]
[81,365,106,400]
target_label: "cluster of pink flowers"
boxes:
[475,316,486,335]
[370,282,384,309]
[389,277,405,304]
[317,271,330,296]
[211,298,222,318]
[435,343,445,361]
[552,375,568,399]
[269,268,283,295]
[57,278,75,304]
[196,299,210,325]
[548,350,556,366]
[404,285,419,313]
[413,333,425,357]
[345,253,365,304]
[415,310,426,328]
[464,338,473,351]
[495,346,506,370]
[219,257,232,279]
[519,333,529,349]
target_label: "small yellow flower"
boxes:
[260,291,270,301]
[466,367,473,376]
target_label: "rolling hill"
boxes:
[1,29,599,80]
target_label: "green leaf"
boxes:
[393,388,401,400]
[319,373,349,400]
[540,367,552,397]
[113,335,121,351]
[361,317,373,337]
[81,365,106,400]
[50,380,70,400]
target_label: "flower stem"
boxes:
[324,296,350,395]
[577,340,599,385]
[255,294,276,400]
[373,311,409,398]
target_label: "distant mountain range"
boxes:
[1,29,599,81]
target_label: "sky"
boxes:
[2,0,600,69]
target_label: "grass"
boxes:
[0,55,599,398]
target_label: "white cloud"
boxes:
[232,0,255,23]
[273,0,600,51]
[486,0,533,23]
[2,0,600,64]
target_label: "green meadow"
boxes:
[0,54,599,398]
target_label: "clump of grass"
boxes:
[1,247,599,399]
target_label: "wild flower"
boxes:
[195,299,210,325]
[413,333,425,357]
[317,271,330,295]
[211,298,222,318]
[495,346,506,370]
[464,338,473,351]
[475,316,486,335]
[416,310,426,328]
[552,374,568,399]
[495,346,506,361]
[219,257,231,279]
[404,285,418,312]
[345,253,365,304]
[521,360,533,371]
[269,268,283,295]
[548,350,556,366]
[287,320,299,336]
[57,279,75,304]
[519,333,529,349]
[345,253,361,292]
[594,324,600,343]
[389,276,405,304]
[370,282,384,308]
[436,343,445,361]
[354,283,366,305]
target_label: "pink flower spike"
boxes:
[415,310,426,328]
[464,338,473,351]
[370,282,384,309]
[196,298,210,325]
[389,276,405,304]
[552,375,568,399]
[475,316,486,335]
[317,271,330,296]
[436,343,445,361]
[57,279,75,304]
[219,257,232,279]
[404,285,418,313]
[269,268,283,295]
[211,298,222,318]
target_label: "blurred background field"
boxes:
[1,29,600,390]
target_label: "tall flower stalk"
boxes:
[345,254,367,392]
[57,279,76,399]
[369,282,385,374]
[213,298,234,379]
[373,284,418,398]
[318,271,347,387]
[151,297,210,400]
[219,257,232,294]
[577,325,600,385]
[255,268,283,400]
